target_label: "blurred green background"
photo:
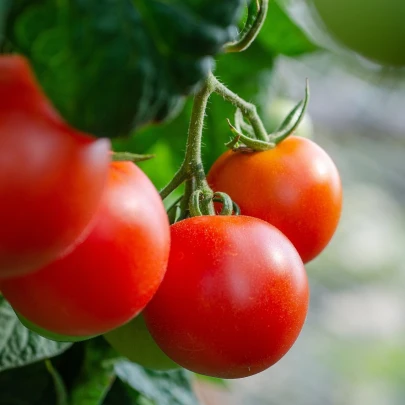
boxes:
[115,1,405,404]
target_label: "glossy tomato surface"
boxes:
[207,136,342,263]
[104,315,179,371]
[144,216,309,379]
[0,55,110,277]
[0,161,170,337]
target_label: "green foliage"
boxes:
[0,335,198,405]
[69,340,116,405]
[0,360,58,404]
[0,0,11,46]
[258,1,318,56]
[0,297,71,372]
[3,0,244,138]
[0,293,197,404]
[114,361,198,405]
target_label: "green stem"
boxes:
[179,178,195,220]
[210,73,268,141]
[159,166,187,200]
[224,0,269,53]
[160,76,215,215]
[160,72,272,217]
[185,78,216,215]
[226,119,275,150]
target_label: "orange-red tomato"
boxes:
[144,216,309,379]
[0,161,170,338]
[207,136,342,263]
[0,55,110,277]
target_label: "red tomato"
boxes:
[207,136,342,263]
[143,216,309,379]
[0,55,110,277]
[0,161,170,337]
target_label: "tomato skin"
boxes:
[144,216,309,379]
[207,136,342,263]
[0,161,170,337]
[0,55,110,277]
[104,315,180,371]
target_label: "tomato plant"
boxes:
[0,161,170,338]
[0,55,111,278]
[143,215,309,379]
[207,136,342,263]
[311,0,405,66]
[104,315,180,371]
[0,1,340,402]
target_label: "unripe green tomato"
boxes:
[104,315,179,371]
[311,0,405,67]
[17,313,94,342]
[263,98,313,139]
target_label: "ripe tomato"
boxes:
[0,161,170,338]
[143,216,309,379]
[104,315,179,371]
[0,55,110,277]
[207,136,342,263]
[311,0,405,67]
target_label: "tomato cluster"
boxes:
[0,56,170,341]
[0,55,342,380]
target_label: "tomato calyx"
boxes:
[225,80,310,153]
[112,151,155,163]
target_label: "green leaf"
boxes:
[0,297,72,372]
[0,360,57,405]
[70,339,117,405]
[103,380,138,405]
[45,360,69,405]
[114,361,199,405]
[0,0,12,46]
[5,0,245,138]
[194,374,228,387]
[258,1,318,56]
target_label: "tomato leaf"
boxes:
[103,380,140,405]
[0,360,58,404]
[70,339,117,405]
[0,0,11,47]
[4,0,244,138]
[258,1,318,56]
[114,361,199,405]
[45,360,69,405]
[0,297,72,372]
